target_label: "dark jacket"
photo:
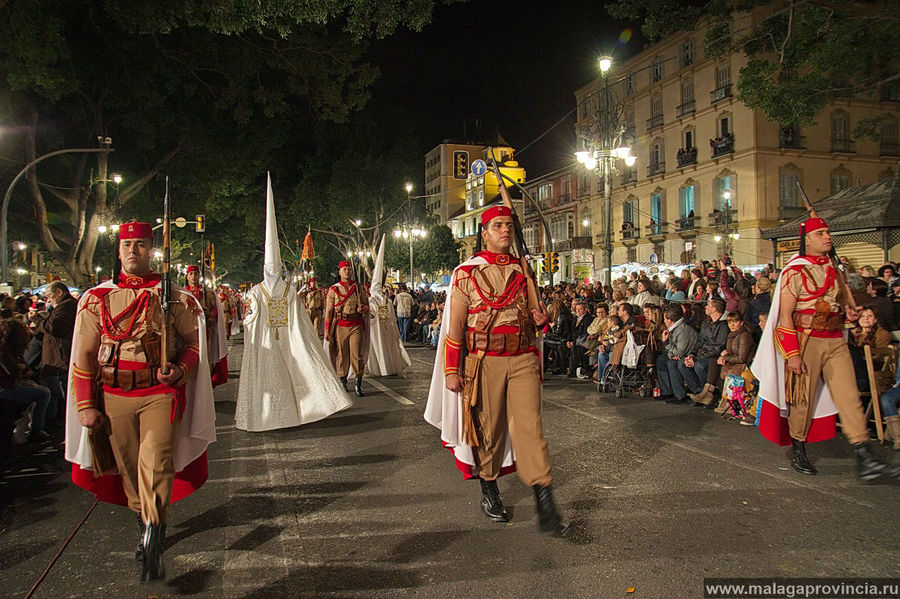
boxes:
[744,292,771,336]
[692,315,729,359]
[868,295,898,332]
[34,294,77,375]
[550,311,573,342]
[569,312,595,343]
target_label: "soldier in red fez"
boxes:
[184,265,220,368]
[424,204,570,536]
[324,260,369,396]
[751,212,898,481]
[65,220,216,581]
[304,277,325,339]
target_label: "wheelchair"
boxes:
[596,329,656,399]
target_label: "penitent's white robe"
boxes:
[236,280,352,432]
[366,296,411,376]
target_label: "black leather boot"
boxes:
[340,376,348,391]
[479,479,509,522]
[532,485,571,537]
[852,442,900,481]
[134,513,145,561]
[140,522,166,582]
[355,377,364,397]
[790,438,816,475]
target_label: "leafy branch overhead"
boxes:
[607,0,899,131]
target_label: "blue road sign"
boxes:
[471,159,487,176]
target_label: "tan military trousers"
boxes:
[474,352,552,486]
[789,336,869,444]
[335,324,364,378]
[309,310,324,339]
[105,390,180,525]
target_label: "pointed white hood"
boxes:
[370,234,386,302]
[262,173,283,294]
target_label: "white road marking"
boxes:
[368,378,415,405]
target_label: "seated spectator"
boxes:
[878,351,900,450]
[631,278,662,307]
[665,278,685,302]
[848,306,893,392]
[656,305,699,404]
[31,281,77,427]
[692,281,707,303]
[643,304,665,368]
[684,298,729,406]
[545,299,573,374]
[566,300,595,378]
[867,278,898,334]
[0,318,51,441]
[846,273,871,309]
[594,315,623,380]
[711,312,755,414]
[585,304,610,367]
[596,303,639,380]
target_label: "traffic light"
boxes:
[453,151,469,179]
[196,214,206,233]
[540,252,551,273]
[550,252,560,273]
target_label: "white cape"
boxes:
[750,254,838,419]
[210,292,228,365]
[423,255,515,474]
[236,280,352,432]
[65,282,217,473]
[367,235,410,376]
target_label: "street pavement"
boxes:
[1,334,898,598]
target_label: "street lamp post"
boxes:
[575,56,636,285]
[405,182,414,287]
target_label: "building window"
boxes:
[680,41,695,68]
[679,185,696,222]
[650,193,663,234]
[651,96,662,117]
[651,58,663,83]
[624,73,634,96]
[524,224,537,250]
[779,168,802,208]
[882,116,898,156]
[713,175,734,210]
[653,242,666,262]
[567,214,575,239]
[538,183,553,201]
[716,63,730,89]
[830,167,851,194]
[678,80,695,117]
[466,192,473,211]
[719,115,730,137]
[627,248,637,262]
[831,110,853,152]
[561,177,570,203]
[623,199,636,228]
[684,129,695,150]
[477,189,484,206]
[581,208,591,236]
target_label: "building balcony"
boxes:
[558,193,572,205]
[620,227,640,244]
[676,100,696,118]
[621,170,637,185]
[572,236,593,250]
[647,161,665,177]
[711,84,732,104]
[709,207,737,227]
[645,223,668,239]
[676,216,699,236]
[647,114,664,132]
[711,134,734,158]
[676,147,697,168]
[881,143,900,157]
[831,139,855,153]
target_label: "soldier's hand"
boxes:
[78,408,105,432]
[531,309,549,328]
[157,362,184,386]
[445,373,464,393]
[787,355,806,375]
[324,332,331,343]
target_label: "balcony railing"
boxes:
[831,139,856,153]
[880,143,900,157]
[676,99,696,117]
[558,192,572,205]
[676,147,697,168]
[622,170,637,185]
[709,207,737,226]
[647,114,664,132]
[645,223,668,237]
[676,216,698,232]
[620,227,639,241]
[711,84,732,104]
[711,134,734,158]
[647,161,666,177]
[779,128,805,149]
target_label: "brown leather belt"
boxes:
[792,312,843,332]
[100,366,158,392]
[466,330,535,354]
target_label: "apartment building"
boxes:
[573,9,899,272]
[424,141,486,224]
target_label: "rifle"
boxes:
[487,148,543,313]
[160,177,172,375]
[796,181,857,309]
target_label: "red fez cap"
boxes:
[338,260,351,269]
[802,216,828,235]
[480,205,513,227]
[119,220,153,240]
[186,265,199,274]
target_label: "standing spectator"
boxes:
[31,281,77,426]
[566,300,594,378]
[394,284,414,342]
[744,277,772,341]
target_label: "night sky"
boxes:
[366,0,642,177]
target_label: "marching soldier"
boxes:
[752,211,898,481]
[424,205,569,536]
[67,221,215,581]
[324,261,369,397]
[217,285,234,340]
[185,265,218,350]
[305,277,325,339]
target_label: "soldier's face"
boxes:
[186,271,200,286]
[119,238,152,275]
[339,266,352,280]
[481,216,513,253]
[805,228,832,255]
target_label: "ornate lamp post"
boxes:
[575,56,636,285]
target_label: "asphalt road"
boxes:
[1,334,898,598]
